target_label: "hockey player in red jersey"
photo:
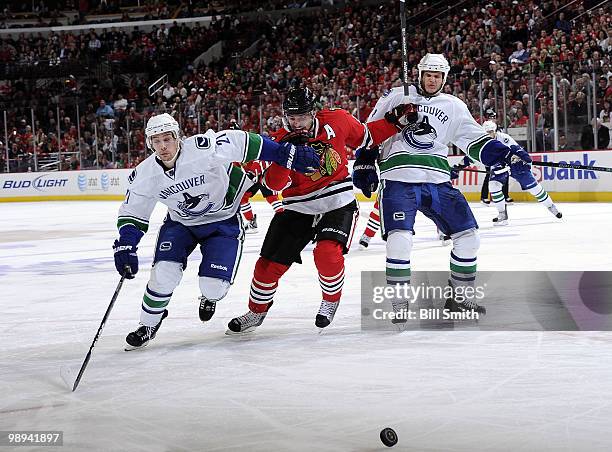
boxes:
[227,86,414,333]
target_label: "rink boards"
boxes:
[1,150,611,202]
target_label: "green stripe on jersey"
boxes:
[224,165,248,208]
[117,217,149,233]
[467,135,493,162]
[245,133,263,161]
[379,153,451,174]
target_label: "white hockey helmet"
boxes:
[417,53,450,96]
[145,113,180,149]
[482,120,498,133]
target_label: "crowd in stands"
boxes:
[1,1,329,28]
[0,0,610,173]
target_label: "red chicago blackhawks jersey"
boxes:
[265,108,381,214]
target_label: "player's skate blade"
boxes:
[226,310,267,335]
[125,310,168,351]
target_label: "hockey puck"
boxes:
[380,428,398,447]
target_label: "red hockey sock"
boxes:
[363,199,380,237]
[240,192,255,221]
[313,240,345,303]
[265,195,284,213]
[248,257,290,313]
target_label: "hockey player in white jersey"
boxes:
[352,53,533,315]
[482,120,562,224]
[113,113,319,350]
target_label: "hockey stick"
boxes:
[454,159,612,176]
[459,168,488,174]
[531,160,612,173]
[62,267,130,391]
[399,0,410,96]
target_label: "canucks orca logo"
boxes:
[402,116,437,150]
[177,192,215,217]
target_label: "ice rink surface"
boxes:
[2,200,612,451]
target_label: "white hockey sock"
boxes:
[141,285,170,327]
[386,230,412,285]
[449,229,479,298]
[489,181,506,213]
[527,183,553,208]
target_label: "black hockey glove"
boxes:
[450,156,472,180]
[384,103,419,132]
[352,146,380,198]
[276,142,321,174]
[113,239,138,279]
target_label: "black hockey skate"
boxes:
[198,296,216,322]
[315,300,340,328]
[444,297,486,316]
[359,234,371,249]
[548,204,563,219]
[125,310,168,351]
[492,206,508,225]
[226,309,269,334]
[438,231,451,245]
[390,298,408,325]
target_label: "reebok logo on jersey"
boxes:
[210,263,228,271]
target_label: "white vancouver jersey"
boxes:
[368,85,492,183]
[117,130,261,233]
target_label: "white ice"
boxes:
[1,200,612,451]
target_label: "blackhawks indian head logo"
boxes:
[306,141,341,181]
